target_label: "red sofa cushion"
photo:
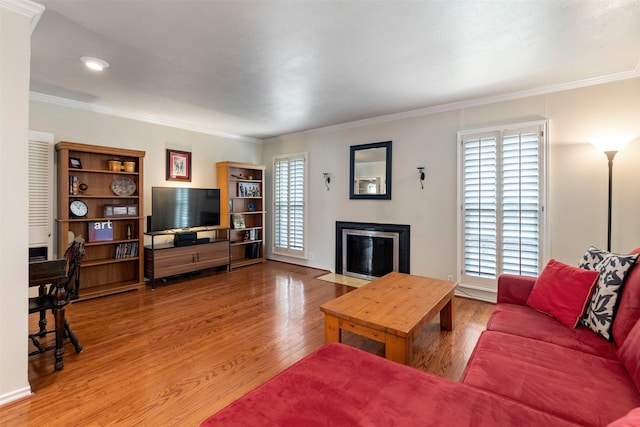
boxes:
[618,317,640,392]
[613,248,640,346]
[487,303,619,358]
[497,273,536,305]
[201,343,581,427]
[527,259,599,327]
[608,408,640,427]
[461,331,640,426]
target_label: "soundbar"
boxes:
[174,235,211,247]
[174,232,197,242]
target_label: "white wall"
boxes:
[28,78,640,294]
[20,63,640,383]
[0,2,40,405]
[263,78,640,297]
[29,101,264,247]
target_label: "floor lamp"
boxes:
[604,150,617,252]
[594,137,630,252]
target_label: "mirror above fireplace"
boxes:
[349,141,392,200]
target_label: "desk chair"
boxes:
[28,237,85,370]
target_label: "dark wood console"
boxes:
[144,228,230,288]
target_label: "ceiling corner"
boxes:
[0,0,45,33]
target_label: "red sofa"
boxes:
[461,266,640,426]
[202,251,640,426]
[201,343,580,426]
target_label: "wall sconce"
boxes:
[591,136,632,251]
[323,172,331,191]
[417,167,425,189]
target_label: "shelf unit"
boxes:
[217,161,266,269]
[56,141,145,300]
[144,228,230,288]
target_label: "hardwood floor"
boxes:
[1,261,494,426]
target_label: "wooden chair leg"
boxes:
[28,334,46,355]
[53,307,65,370]
[38,311,48,337]
[64,320,83,353]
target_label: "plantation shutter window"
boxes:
[462,133,498,280]
[501,130,541,277]
[459,122,546,291]
[273,153,307,258]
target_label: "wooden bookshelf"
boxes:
[216,161,266,269]
[56,141,145,300]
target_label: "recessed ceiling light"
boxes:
[81,56,109,71]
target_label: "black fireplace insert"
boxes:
[335,221,410,280]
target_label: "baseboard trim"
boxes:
[456,283,497,303]
[0,386,32,407]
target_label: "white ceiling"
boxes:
[29,0,640,141]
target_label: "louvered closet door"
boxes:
[28,131,54,258]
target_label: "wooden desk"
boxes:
[320,272,457,365]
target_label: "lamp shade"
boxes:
[591,136,633,153]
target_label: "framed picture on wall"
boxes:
[166,149,191,182]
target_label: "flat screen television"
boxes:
[150,187,221,232]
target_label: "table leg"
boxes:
[324,315,341,343]
[440,294,455,331]
[385,334,411,365]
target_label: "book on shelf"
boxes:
[248,229,260,240]
[88,221,114,242]
[114,242,138,259]
[245,242,260,259]
[69,175,78,195]
[242,229,261,242]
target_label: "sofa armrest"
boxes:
[497,274,537,305]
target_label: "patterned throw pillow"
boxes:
[578,246,609,270]
[579,246,639,341]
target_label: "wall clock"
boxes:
[69,199,88,218]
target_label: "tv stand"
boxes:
[144,228,230,288]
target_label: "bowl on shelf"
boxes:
[123,161,135,172]
[108,160,122,171]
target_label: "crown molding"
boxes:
[275,68,640,140]
[31,66,640,144]
[29,92,263,144]
[0,0,45,34]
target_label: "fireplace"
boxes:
[336,221,410,280]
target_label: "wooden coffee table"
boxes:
[320,272,457,365]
